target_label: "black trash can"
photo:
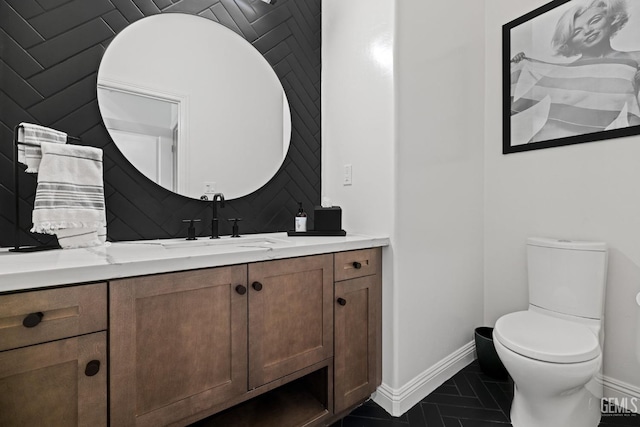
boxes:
[474,327,508,380]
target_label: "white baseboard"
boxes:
[603,375,640,414]
[373,341,476,417]
[372,340,640,418]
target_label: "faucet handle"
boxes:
[182,219,201,240]
[228,218,242,238]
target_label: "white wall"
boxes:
[323,0,485,415]
[485,0,640,401]
[393,0,485,398]
[321,0,395,237]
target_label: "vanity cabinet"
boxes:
[0,241,384,427]
[109,266,248,427]
[333,249,382,414]
[0,284,107,427]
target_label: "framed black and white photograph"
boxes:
[503,0,640,154]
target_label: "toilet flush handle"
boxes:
[636,292,640,307]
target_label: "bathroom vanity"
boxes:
[0,233,388,427]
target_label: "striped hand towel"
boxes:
[31,142,107,249]
[17,123,67,173]
[510,58,640,146]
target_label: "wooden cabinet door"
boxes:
[248,254,333,389]
[334,273,381,414]
[0,332,107,427]
[110,266,248,427]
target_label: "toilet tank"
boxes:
[527,237,608,319]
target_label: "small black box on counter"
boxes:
[314,206,342,231]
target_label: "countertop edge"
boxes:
[0,234,390,294]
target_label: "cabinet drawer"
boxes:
[334,248,381,282]
[0,283,107,352]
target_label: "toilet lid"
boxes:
[494,311,600,364]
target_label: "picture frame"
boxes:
[503,0,640,154]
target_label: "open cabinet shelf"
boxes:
[190,367,330,427]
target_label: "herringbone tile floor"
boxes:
[331,361,640,427]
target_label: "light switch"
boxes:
[343,164,352,186]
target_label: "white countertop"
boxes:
[0,233,389,293]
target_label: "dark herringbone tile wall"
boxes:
[0,0,321,247]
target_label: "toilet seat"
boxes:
[494,311,599,364]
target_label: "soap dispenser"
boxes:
[295,202,307,232]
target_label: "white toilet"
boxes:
[493,237,608,427]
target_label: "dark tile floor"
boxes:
[331,361,640,427]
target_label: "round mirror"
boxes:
[97,13,291,200]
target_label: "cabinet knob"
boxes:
[85,360,101,377]
[22,312,44,328]
[235,285,247,295]
[352,261,362,269]
[252,281,263,291]
[337,297,347,306]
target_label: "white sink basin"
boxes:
[160,236,291,249]
[122,235,292,250]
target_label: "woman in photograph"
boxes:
[510,0,640,145]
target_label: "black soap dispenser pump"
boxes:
[295,202,307,233]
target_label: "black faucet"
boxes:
[210,193,225,239]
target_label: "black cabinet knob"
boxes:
[22,312,44,328]
[252,281,263,291]
[235,285,247,295]
[337,298,347,306]
[353,261,362,269]
[85,360,101,377]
